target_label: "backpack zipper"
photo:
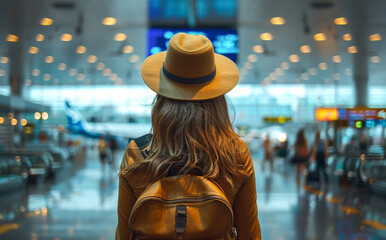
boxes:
[128,195,234,226]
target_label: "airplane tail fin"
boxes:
[64,101,88,134]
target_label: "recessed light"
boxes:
[114,33,127,41]
[69,68,77,76]
[348,46,357,53]
[103,17,117,26]
[289,54,300,62]
[58,63,66,71]
[260,33,273,41]
[332,55,341,63]
[319,62,327,70]
[123,45,134,53]
[314,33,326,41]
[247,54,258,62]
[32,69,40,76]
[309,68,317,75]
[0,70,5,76]
[61,34,73,41]
[29,47,39,54]
[36,34,45,41]
[88,55,98,63]
[253,45,264,53]
[1,57,9,64]
[40,18,53,26]
[281,62,290,70]
[370,56,380,63]
[270,17,285,25]
[6,34,18,42]
[96,62,105,70]
[369,34,382,41]
[45,56,54,63]
[300,45,311,53]
[129,55,139,62]
[343,33,352,41]
[43,74,51,81]
[333,73,340,80]
[76,46,87,54]
[334,17,348,25]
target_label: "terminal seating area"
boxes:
[0,142,84,197]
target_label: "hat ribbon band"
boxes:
[163,64,216,85]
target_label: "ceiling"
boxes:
[0,0,386,89]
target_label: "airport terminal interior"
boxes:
[0,0,386,239]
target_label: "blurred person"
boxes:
[262,134,274,172]
[359,132,368,154]
[292,129,309,185]
[98,135,108,172]
[116,33,261,239]
[344,136,359,156]
[310,130,329,185]
[108,134,118,170]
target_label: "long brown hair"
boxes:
[125,94,242,187]
[295,129,307,147]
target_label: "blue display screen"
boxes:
[147,28,239,63]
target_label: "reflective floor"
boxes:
[0,147,386,240]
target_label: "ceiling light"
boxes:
[36,34,45,41]
[313,33,326,41]
[6,34,18,42]
[325,78,331,84]
[34,112,41,120]
[109,73,118,81]
[247,54,258,62]
[29,46,39,54]
[260,33,273,41]
[281,62,290,70]
[253,45,264,53]
[270,17,285,25]
[334,17,348,25]
[58,63,66,71]
[345,68,352,75]
[123,45,134,53]
[1,57,9,64]
[275,68,283,75]
[21,119,27,126]
[309,68,317,75]
[69,68,77,76]
[114,33,127,41]
[11,118,17,126]
[333,73,340,80]
[300,45,311,53]
[301,73,308,80]
[25,79,32,86]
[289,54,300,62]
[369,34,382,41]
[269,73,277,80]
[348,46,357,53]
[343,33,352,41]
[332,55,341,63]
[129,55,139,62]
[244,62,252,69]
[32,69,40,76]
[88,55,98,63]
[0,70,5,76]
[96,62,105,70]
[76,46,87,54]
[371,56,380,63]
[45,56,54,63]
[319,62,327,70]
[42,112,49,120]
[77,73,85,81]
[40,18,53,26]
[43,74,51,81]
[103,17,117,25]
[103,68,111,76]
[61,34,73,41]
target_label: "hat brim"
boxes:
[141,51,239,101]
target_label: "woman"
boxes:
[310,130,329,184]
[293,129,309,184]
[116,33,261,239]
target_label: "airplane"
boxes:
[64,101,152,142]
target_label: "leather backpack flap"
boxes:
[129,175,234,240]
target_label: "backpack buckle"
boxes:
[175,205,187,236]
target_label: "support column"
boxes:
[351,0,369,107]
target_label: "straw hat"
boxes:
[141,33,239,100]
